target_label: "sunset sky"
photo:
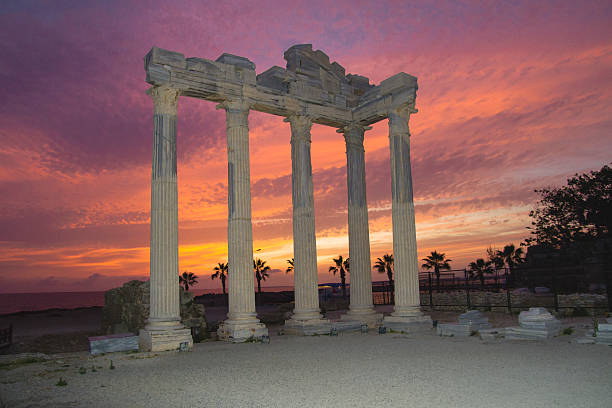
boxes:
[1,0,610,293]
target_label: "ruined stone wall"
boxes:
[419,291,608,316]
[101,280,206,339]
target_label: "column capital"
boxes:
[388,105,418,136]
[284,114,313,143]
[217,98,252,113]
[149,85,180,116]
[218,99,251,129]
[338,123,372,151]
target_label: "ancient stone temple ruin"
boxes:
[139,44,431,351]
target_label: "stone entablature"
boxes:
[144,44,417,127]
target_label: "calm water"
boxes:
[0,286,295,315]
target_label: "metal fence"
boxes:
[372,264,611,313]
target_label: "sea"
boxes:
[0,286,296,315]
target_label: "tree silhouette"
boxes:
[179,271,198,292]
[253,258,271,299]
[374,254,394,289]
[285,258,294,274]
[421,251,452,290]
[329,255,349,299]
[211,262,228,295]
[467,258,494,290]
[526,164,611,250]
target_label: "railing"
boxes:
[371,264,610,312]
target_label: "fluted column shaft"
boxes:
[287,115,322,321]
[224,100,258,322]
[389,107,422,317]
[147,85,182,330]
[343,125,376,315]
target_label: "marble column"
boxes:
[139,85,193,352]
[217,99,268,342]
[284,115,330,335]
[339,124,382,327]
[383,106,432,332]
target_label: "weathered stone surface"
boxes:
[144,44,417,127]
[384,314,432,333]
[479,328,505,341]
[139,327,193,352]
[458,310,491,329]
[593,322,612,345]
[217,101,268,342]
[101,280,206,337]
[101,280,149,334]
[505,307,561,340]
[284,319,331,336]
[437,323,471,337]
[89,333,139,355]
[331,320,362,333]
[283,114,328,333]
[437,311,491,337]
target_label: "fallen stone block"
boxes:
[331,320,362,333]
[505,326,557,340]
[89,333,139,355]
[437,323,472,337]
[479,328,504,341]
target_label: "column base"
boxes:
[340,308,383,328]
[284,315,331,336]
[217,318,268,343]
[383,308,432,333]
[139,327,193,352]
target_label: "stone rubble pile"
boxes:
[437,310,492,337]
[594,319,612,345]
[505,307,561,340]
[101,280,206,339]
[581,317,612,345]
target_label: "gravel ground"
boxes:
[1,328,611,408]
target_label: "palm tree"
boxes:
[467,258,494,290]
[421,251,452,290]
[285,258,294,274]
[253,258,271,299]
[211,262,228,295]
[486,246,504,288]
[374,254,394,287]
[179,271,198,292]
[495,243,526,286]
[497,244,525,269]
[329,255,349,299]
[487,246,505,269]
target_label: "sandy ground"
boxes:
[1,310,611,408]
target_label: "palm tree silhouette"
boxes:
[285,258,294,274]
[467,258,494,290]
[179,271,198,292]
[421,251,452,290]
[211,262,228,295]
[374,254,394,287]
[329,255,349,299]
[253,258,271,299]
[497,244,525,268]
[495,244,525,285]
